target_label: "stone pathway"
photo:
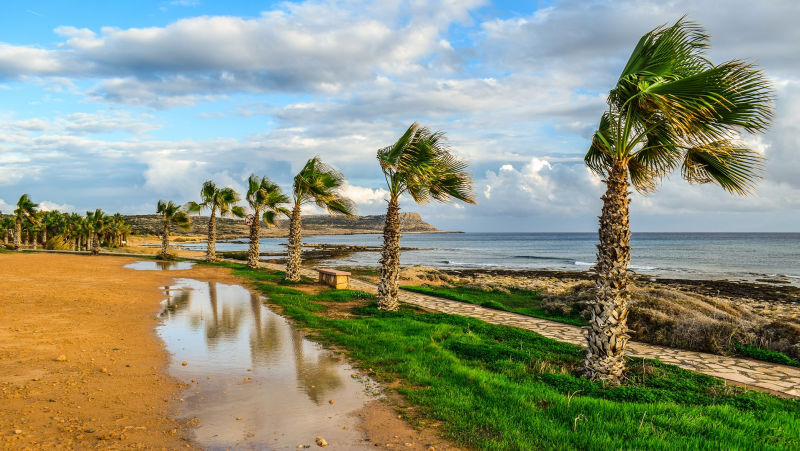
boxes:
[263,263,800,398]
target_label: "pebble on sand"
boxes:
[315,436,328,447]
[181,361,188,366]
[55,355,67,362]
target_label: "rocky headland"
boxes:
[125,212,444,239]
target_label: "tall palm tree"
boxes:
[13,194,38,250]
[582,18,773,384]
[187,181,245,262]
[375,123,475,310]
[85,209,107,255]
[286,157,355,281]
[156,200,191,259]
[245,174,290,268]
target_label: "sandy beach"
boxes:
[0,253,247,448]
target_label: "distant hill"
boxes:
[125,212,443,238]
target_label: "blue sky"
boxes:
[1,0,798,232]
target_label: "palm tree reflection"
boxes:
[290,328,343,404]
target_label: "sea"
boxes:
[176,233,800,285]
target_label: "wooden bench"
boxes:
[316,268,351,290]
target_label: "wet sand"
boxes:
[0,253,456,450]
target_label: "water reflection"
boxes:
[157,278,376,450]
[124,260,195,271]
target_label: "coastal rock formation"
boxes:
[125,212,441,238]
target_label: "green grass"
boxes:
[735,342,800,368]
[222,263,800,450]
[401,284,585,326]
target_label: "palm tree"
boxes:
[245,174,290,268]
[39,210,65,248]
[72,213,90,252]
[29,215,43,249]
[156,200,191,259]
[86,209,107,255]
[375,123,475,310]
[582,18,773,384]
[286,157,355,281]
[1,216,14,247]
[187,181,245,262]
[13,194,38,250]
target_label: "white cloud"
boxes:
[0,1,485,106]
[39,200,75,212]
[0,198,12,213]
[340,182,389,214]
[479,157,602,217]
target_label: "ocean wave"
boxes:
[513,255,570,261]
[574,261,594,267]
[629,265,656,271]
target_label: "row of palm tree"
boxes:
[157,125,474,313]
[3,18,771,387]
[0,194,130,253]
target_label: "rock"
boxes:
[55,355,67,362]
[329,399,334,405]
[13,430,22,435]
[316,436,328,447]
[236,417,242,420]
[100,368,108,373]
[181,361,188,366]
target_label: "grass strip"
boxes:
[735,342,800,368]
[401,284,585,326]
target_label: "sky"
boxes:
[0,0,798,232]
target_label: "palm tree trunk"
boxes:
[42,226,47,245]
[377,197,401,311]
[285,204,302,281]
[160,219,170,258]
[91,232,100,255]
[3,229,7,246]
[13,218,20,250]
[73,237,78,251]
[583,162,632,384]
[206,208,217,262]
[32,232,38,249]
[248,209,261,268]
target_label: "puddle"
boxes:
[157,279,378,450]
[124,261,195,271]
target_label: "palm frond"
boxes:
[378,122,475,205]
[293,156,355,216]
[682,141,764,195]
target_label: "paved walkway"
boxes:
[264,263,800,398]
